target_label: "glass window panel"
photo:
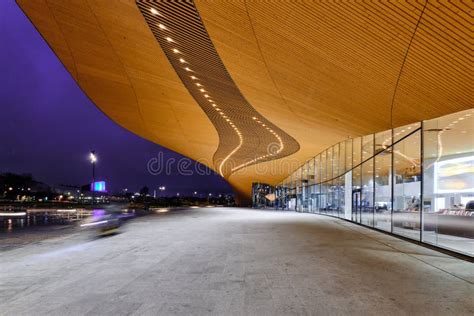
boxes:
[337,175,345,218]
[393,130,421,240]
[375,129,392,155]
[302,172,309,213]
[422,109,474,256]
[314,184,321,213]
[353,137,361,167]
[327,148,333,181]
[302,163,308,182]
[339,141,346,174]
[345,139,353,171]
[290,172,298,211]
[308,184,318,213]
[315,155,320,184]
[362,134,374,161]
[361,158,374,227]
[308,158,315,185]
[327,180,335,216]
[321,151,327,182]
[320,182,328,214]
[296,168,303,212]
[374,149,392,232]
[352,165,362,222]
[344,170,353,220]
[333,144,339,178]
[394,122,420,143]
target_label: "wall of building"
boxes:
[272,109,474,257]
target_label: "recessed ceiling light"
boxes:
[165,37,174,42]
[204,94,209,98]
[200,88,205,92]
[179,58,186,63]
[158,24,166,30]
[196,83,202,87]
[150,8,160,15]
[185,67,191,71]
[252,117,257,120]
[211,104,216,107]
[172,48,180,54]
[190,76,197,80]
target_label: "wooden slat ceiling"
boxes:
[136,1,300,178]
[17,0,472,201]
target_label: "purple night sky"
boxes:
[0,1,232,196]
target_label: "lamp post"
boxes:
[89,151,97,205]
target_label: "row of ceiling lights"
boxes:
[231,117,285,172]
[151,6,287,177]
[150,7,243,177]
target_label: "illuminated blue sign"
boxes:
[91,181,106,192]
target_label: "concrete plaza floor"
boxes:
[1,207,473,315]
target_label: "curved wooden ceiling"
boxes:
[17,0,472,201]
[136,1,300,178]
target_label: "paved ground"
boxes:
[1,207,473,315]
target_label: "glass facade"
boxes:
[271,109,474,257]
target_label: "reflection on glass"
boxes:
[361,158,374,227]
[290,173,298,211]
[375,130,392,155]
[393,130,421,240]
[352,165,362,223]
[302,165,309,212]
[271,109,473,257]
[374,149,392,232]
[353,137,361,167]
[308,158,315,185]
[321,151,327,182]
[309,184,319,213]
[362,135,374,161]
[295,168,302,212]
[315,155,320,184]
[320,182,328,214]
[339,141,346,174]
[346,139,353,171]
[423,109,474,256]
[394,122,420,142]
[327,148,333,181]
[333,144,339,179]
[328,179,336,216]
[337,175,345,218]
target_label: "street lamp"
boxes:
[159,186,166,197]
[89,151,97,205]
